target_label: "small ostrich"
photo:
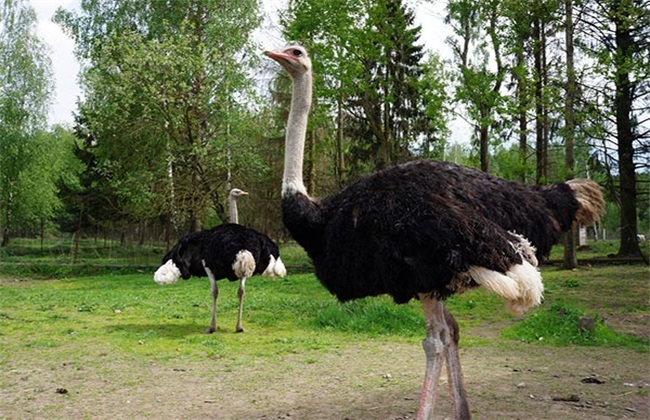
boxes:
[265,45,604,419]
[154,189,286,333]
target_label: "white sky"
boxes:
[33,0,470,139]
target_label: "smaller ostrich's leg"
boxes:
[203,265,219,334]
[443,307,471,419]
[235,277,247,333]
[417,294,450,420]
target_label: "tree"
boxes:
[0,0,55,246]
[419,53,453,160]
[578,0,650,259]
[446,0,507,173]
[563,0,578,268]
[281,0,441,180]
[352,0,430,170]
[55,0,263,235]
[282,0,365,188]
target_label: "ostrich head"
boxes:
[229,188,249,198]
[263,45,311,78]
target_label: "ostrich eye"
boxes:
[291,49,303,57]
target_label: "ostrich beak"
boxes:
[264,50,296,64]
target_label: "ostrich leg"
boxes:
[417,294,449,420]
[235,277,247,333]
[443,307,471,419]
[203,264,219,334]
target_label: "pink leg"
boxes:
[203,264,219,334]
[417,294,449,420]
[444,307,471,419]
[235,277,246,333]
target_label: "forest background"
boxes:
[0,0,648,263]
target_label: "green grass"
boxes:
[502,301,648,351]
[2,266,647,367]
[502,265,649,351]
[1,240,648,372]
[546,238,649,260]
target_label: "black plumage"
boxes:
[162,224,280,280]
[282,160,579,304]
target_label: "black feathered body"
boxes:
[162,223,280,281]
[282,160,580,304]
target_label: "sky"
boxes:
[32,0,466,136]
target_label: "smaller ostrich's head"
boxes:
[264,45,311,78]
[229,188,249,198]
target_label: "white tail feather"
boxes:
[468,266,520,301]
[468,260,543,315]
[232,250,256,279]
[153,259,181,285]
[273,257,287,277]
[504,262,544,315]
[262,255,288,278]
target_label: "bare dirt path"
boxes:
[3,334,648,419]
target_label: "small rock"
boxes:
[578,316,596,333]
[516,382,526,388]
[581,377,604,384]
[55,388,68,394]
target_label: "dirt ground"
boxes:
[3,319,648,420]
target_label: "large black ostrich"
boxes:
[153,189,286,333]
[264,45,604,419]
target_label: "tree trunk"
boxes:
[336,87,346,188]
[534,18,547,184]
[479,112,489,173]
[613,5,642,258]
[1,195,12,247]
[563,0,578,269]
[516,44,528,184]
[72,210,82,264]
[40,219,45,252]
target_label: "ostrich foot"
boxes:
[236,326,245,333]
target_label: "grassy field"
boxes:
[1,240,648,419]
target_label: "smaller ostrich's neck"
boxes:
[283,70,312,198]
[228,195,239,224]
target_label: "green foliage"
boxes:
[282,0,447,178]
[54,0,265,231]
[0,1,82,243]
[1,241,648,378]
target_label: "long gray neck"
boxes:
[228,195,239,224]
[282,70,312,198]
